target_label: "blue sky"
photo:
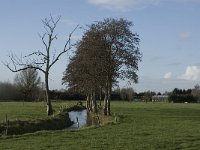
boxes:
[0,0,200,93]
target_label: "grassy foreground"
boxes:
[0,101,200,149]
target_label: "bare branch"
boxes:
[24,51,47,58]
[38,33,48,51]
[3,61,46,74]
[49,24,79,69]
[3,50,46,74]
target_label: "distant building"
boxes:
[152,95,168,102]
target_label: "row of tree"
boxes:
[0,81,136,102]
[169,86,200,103]
[3,67,200,104]
[62,18,142,115]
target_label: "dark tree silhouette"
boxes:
[63,18,142,115]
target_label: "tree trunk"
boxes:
[106,80,112,116]
[86,94,89,111]
[92,91,97,113]
[45,73,53,116]
[86,94,91,112]
[103,87,108,115]
[99,87,102,106]
[106,97,110,115]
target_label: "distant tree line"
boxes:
[0,82,140,102]
[169,87,200,103]
[0,81,22,100]
[0,81,41,101]
[3,78,200,104]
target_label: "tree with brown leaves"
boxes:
[63,18,142,115]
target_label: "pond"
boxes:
[68,109,100,129]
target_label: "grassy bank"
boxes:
[0,101,86,136]
[0,101,76,121]
[0,101,200,149]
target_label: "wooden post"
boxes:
[5,114,8,136]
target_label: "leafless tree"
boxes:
[3,15,78,115]
[14,67,41,100]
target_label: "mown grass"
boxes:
[0,101,200,149]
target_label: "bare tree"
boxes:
[14,67,41,101]
[3,15,78,115]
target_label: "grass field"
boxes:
[0,101,200,150]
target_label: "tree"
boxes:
[120,88,135,101]
[14,67,41,101]
[143,91,155,103]
[62,35,103,113]
[192,84,200,103]
[169,88,197,103]
[3,16,78,115]
[63,18,142,115]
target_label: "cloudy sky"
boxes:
[0,0,200,92]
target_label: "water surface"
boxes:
[68,109,87,129]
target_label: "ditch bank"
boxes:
[0,104,86,136]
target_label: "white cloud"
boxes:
[164,72,172,79]
[179,32,192,40]
[87,0,159,11]
[178,66,200,80]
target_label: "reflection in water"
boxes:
[68,109,100,129]
[68,109,87,129]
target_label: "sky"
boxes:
[0,0,200,93]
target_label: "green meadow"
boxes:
[0,101,200,150]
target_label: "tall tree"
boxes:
[62,33,104,113]
[3,16,78,115]
[14,67,41,100]
[63,18,142,115]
